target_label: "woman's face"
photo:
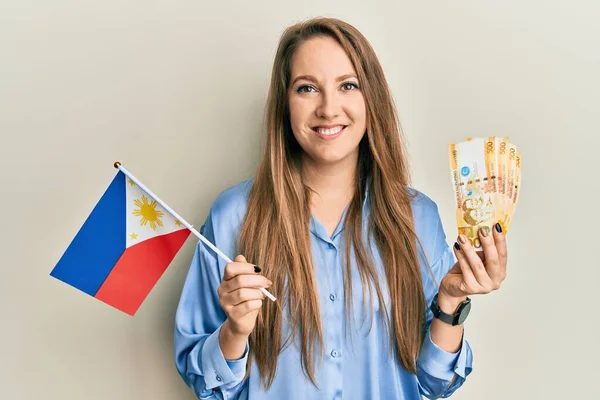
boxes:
[287,36,367,167]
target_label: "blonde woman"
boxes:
[174,17,508,400]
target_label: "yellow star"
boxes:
[128,178,135,186]
[175,220,182,227]
[130,232,138,240]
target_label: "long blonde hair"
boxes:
[238,17,426,389]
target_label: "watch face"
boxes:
[457,301,472,325]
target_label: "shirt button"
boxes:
[331,350,338,358]
[215,375,222,382]
[329,294,336,301]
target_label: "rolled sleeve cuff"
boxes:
[418,327,473,381]
[226,348,249,378]
[201,324,249,390]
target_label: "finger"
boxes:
[223,254,262,281]
[229,299,264,319]
[478,226,501,286]
[492,222,508,279]
[225,274,272,294]
[453,241,481,292]
[451,250,484,269]
[458,234,494,292]
[220,273,272,295]
[220,273,270,295]
[221,287,265,307]
[218,298,233,316]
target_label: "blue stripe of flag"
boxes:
[50,171,126,296]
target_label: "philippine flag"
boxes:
[50,169,191,315]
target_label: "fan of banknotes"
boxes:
[448,137,521,249]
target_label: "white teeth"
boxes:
[315,126,344,135]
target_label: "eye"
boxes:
[297,85,316,93]
[341,82,359,91]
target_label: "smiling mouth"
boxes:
[312,125,347,136]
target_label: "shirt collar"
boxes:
[309,181,370,243]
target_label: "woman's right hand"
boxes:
[218,254,272,338]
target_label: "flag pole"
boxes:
[113,161,276,302]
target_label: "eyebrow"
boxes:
[291,73,358,86]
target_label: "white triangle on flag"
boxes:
[125,177,185,248]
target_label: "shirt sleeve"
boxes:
[416,208,474,398]
[173,209,249,399]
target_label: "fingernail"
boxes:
[254,266,261,273]
[480,227,489,237]
[495,223,503,233]
[458,234,468,244]
[454,242,461,250]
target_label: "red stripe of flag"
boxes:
[94,228,191,315]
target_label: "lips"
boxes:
[311,124,347,141]
[312,125,347,136]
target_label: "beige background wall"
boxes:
[2,1,598,399]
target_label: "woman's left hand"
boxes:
[440,222,508,300]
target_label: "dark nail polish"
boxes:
[454,242,460,250]
[254,266,261,273]
[495,223,503,233]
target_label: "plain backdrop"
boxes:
[1,1,598,399]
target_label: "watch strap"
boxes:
[430,293,470,326]
[430,294,455,325]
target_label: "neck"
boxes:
[301,152,357,206]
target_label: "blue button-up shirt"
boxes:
[174,178,473,399]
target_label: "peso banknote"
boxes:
[496,136,510,226]
[449,136,522,247]
[449,138,498,249]
[504,151,521,233]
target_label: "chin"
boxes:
[312,148,357,165]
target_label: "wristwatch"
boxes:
[430,293,471,326]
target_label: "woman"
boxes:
[174,17,507,400]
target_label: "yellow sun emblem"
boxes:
[132,194,164,230]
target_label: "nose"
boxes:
[315,91,340,120]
